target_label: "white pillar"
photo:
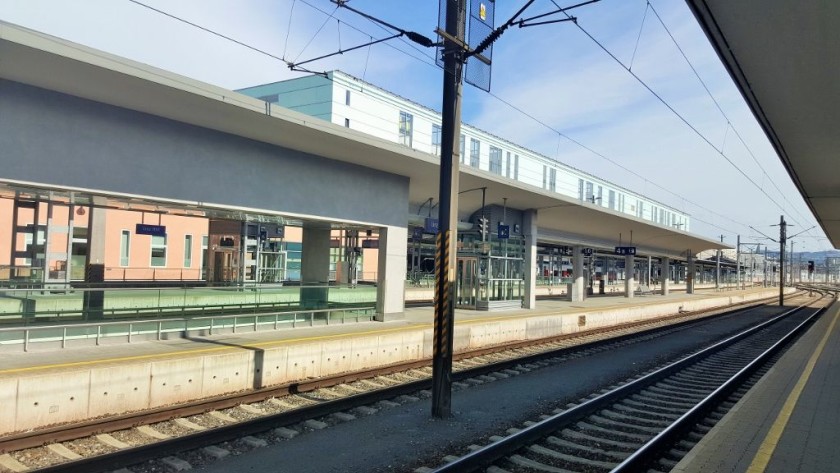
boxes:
[624,254,635,298]
[661,257,670,296]
[522,210,538,309]
[376,225,407,321]
[571,245,585,302]
[687,252,696,294]
[84,205,108,320]
[300,225,331,309]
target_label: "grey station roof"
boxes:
[0,21,726,257]
[686,1,840,248]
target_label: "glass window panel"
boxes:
[151,235,167,267]
[184,235,193,268]
[120,230,130,267]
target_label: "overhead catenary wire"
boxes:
[124,0,745,236]
[124,0,818,246]
[629,1,650,71]
[282,0,297,59]
[645,1,815,233]
[555,2,797,230]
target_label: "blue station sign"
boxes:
[135,224,166,236]
[497,224,510,239]
[582,248,594,256]
[615,246,637,255]
[424,218,439,234]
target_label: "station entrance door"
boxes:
[456,257,479,309]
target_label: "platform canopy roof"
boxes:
[0,21,726,258]
[686,1,840,249]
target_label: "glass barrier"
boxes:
[0,282,377,327]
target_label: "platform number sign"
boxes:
[424,218,439,234]
[614,246,637,256]
[497,224,510,239]
[582,248,594,256]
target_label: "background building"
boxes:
[238,71,690,231]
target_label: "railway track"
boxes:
[0,291,808,472]
[430,292,830,473]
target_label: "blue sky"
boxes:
[1,0,830,252]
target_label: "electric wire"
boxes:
[124,0,743,236]
[554,0,809,233]
[645,1,815,232]
[321,1,747,234]
[291,3,338,62]
[629,1,649,71]
[123,0,814,245]
[282,0,297,59]
[126,0,287,63]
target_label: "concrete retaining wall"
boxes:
[0,288,793,435]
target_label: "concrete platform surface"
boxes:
[674,298,840,473]
[0,287,788,435]
[0,287,770,373]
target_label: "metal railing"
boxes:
[0,283,377,323]
[0,305,376,352]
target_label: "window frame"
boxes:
[119,229,130,267]
[470,138,480,167]
[489,146,503,174]
[183,234,193,268]
[399,111,413,147]
[150,234,167,268]
[432,124,442,156]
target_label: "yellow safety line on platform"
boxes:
[0,293,760,376]
[746,306,839,473]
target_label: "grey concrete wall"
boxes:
[0,79,408,227]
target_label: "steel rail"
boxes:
[1,290,787,453]
[432,295,824,473]
[613,300,828,471]
[1,292,805,471]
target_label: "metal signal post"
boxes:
[432,0,466,419]
[778,215,786,306]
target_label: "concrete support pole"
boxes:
[300,225,331,310]
[646,255,652,286]
[661,257,670,295]
[571,245,585,302]
[42,199,53,284]
[522,210,538,309]
[687,252,696,294]
[375,225,407,321]
[84,205,107,320]
[85,205,107,267]
[624,254,635,298]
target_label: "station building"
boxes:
[0,21,726,324]
[238,71,690,231]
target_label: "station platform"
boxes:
[674,296,840,473]
[0,287,788,437]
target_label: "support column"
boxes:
[661,257,670,296]
[84,205,107,320]
[624,254,635,298]
[571,245,585,302]
[646,256,652,286]
[523,210,538,309]
[375,225,407,321]
[687,251,696,294]
[300,225,331,310]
